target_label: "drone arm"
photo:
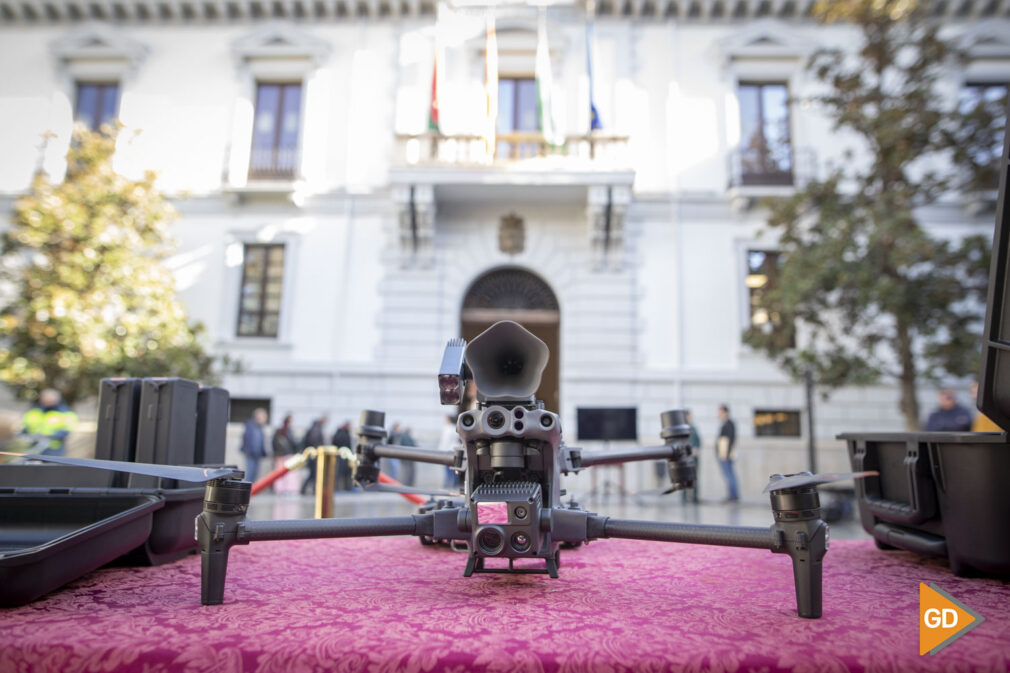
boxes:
[588,516,775,549]
[578,444,678,467]
[585,515,825,619]
[373,443,457,467]
[240,515,428,542]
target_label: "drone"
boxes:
[24,320,876,618]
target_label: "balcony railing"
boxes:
[394,131,630,168]
[248,146,299,181]
[728,146,816,190]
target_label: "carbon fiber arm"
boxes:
[373,443,457,467]
[578,444,676,467]
[592,516,776,549]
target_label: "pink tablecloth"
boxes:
[1,537,1009,672]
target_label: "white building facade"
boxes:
[0,0,1007,495]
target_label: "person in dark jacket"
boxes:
[925,389,972,432]
[716,404,738,503]
[300,415,327,495]
[397,426,418,486]
[331,421,353,491]
[239,408,268,483]
[270,414,298,493]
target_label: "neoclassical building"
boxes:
[0,0,1007,494]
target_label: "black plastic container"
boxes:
[843,432,1010,576]
[0,491,163,606]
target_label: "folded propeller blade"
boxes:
[763,470,879,493]
[0,452,243,483]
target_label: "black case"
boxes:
[843,124,1010,577]
[195,386,230,465]
[131,378,199,488]
[94,378,142,463]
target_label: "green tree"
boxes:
[744,0,994,431]
[1,125,222,404]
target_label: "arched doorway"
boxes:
[461,268,560,411]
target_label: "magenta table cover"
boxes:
[1,537,1009,672]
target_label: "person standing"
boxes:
[924,389,972,432]
[397,427,418,486]
[716,404,739,503]
[300,415,327,495]
[438,415,460,489]
[22,389,78,456]
[239,408,268,483]
[681,410,701,504]
[331,420,354,491]
[271,414,299,494]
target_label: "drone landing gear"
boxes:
[463,551,560,578]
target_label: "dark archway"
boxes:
[460,268,560,412]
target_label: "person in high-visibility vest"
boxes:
[22,389,78,455]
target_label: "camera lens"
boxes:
[487,411,505,429]
[540,415,553,428]
[477,527,505,555]
[511,532,531,553]
[514,506,528,519]
[513,408,524,419]
[460,414,475,428]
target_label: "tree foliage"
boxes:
[744,0,994,430]
[0,125,223,404]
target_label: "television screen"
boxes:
[577,407,638,441]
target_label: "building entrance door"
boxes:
[460,268,560,412]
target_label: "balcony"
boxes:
[727,146,816,210]
[394,131,630,169]
[248,146,299,181]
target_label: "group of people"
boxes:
[238,410,419,493]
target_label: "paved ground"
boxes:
[248,489,869,539]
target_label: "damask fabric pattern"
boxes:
[1,538,1008,672]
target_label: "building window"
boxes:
[737,82,793,186]
[230,397,272,424]
[75,82,119,130]
[959,82,1008,190]
[753,409,802,437]
[497,77,538,159]
[249,82,302,180]
[237,243,285,338]
[746,249,795,348]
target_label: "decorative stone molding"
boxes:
[231,21,332,71]
[50,22,148,80]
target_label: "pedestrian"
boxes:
[239,408,268,483]
[331,420,354,491]
[21,388,77,456]
[924,389,972,432]
[681,410,701,504]
[398,426,418,486]
[438,415,460,489]
[970,381,1002,432]
[384,422,403,481]
[300,415,327,495]
[271,414,300,494]
[716,404,739,503]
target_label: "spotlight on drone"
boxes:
[464,321,549,402]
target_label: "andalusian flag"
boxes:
[428,43,440,133]
[483,11,498,158]
[536,10,563,147]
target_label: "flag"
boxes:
[586,18,602,131]
[428,42,440,133]
[536,10,563,147]
[484,10,498,158]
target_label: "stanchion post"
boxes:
[315,446,338,519]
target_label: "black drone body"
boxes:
[20,320,876,618]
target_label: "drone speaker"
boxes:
[465,321,549,401]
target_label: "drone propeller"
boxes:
[0,452,244,483]
[763,470,878,494]
[361,481,461,498]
